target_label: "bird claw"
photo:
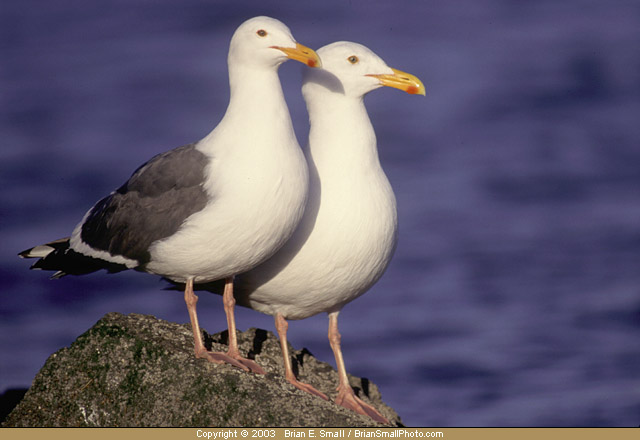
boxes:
[335,385,389,424]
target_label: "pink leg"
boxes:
[328,311,389,424]
[222,276,265,374]
[275,314,328,400]
[184,277,247,370]
[184,277,264,373]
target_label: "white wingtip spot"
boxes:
[21,245,55,258]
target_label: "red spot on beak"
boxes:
[406,85,419,95]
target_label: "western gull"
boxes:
[197,42,425,422]
[19,16,320,374]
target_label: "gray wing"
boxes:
[79,143,209,266]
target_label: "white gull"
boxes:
[19,16,320,374]
[230,41,425,421]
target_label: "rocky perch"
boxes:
[3,312,402,427]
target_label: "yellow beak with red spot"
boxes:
[367,68,425,96]
[272,43,322,68]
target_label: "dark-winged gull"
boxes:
[19,16,320,374]
[201,42,424,422]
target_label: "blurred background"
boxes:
[1,0,639,427]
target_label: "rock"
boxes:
[3,312,402,427]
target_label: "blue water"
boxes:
[1,0,639,427]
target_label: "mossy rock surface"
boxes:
[3,312,401,427]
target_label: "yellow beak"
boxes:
[272,43,322,68]
[367,68,425,96]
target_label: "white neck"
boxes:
[306,93,380,174]
[228,64,286,114]
[201,64,294,152]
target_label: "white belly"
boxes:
[146,142,308,283]
[236,172,397,320]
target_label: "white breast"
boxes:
[235,96,398,320]
[145,71,309,283]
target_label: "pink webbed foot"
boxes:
[195,337,266,374]
[286,377,328,400]
[231,355,266,375]
[195,347,249,371]
[335,383,389,424]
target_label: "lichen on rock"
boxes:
[3,312,402,427]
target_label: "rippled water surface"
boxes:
[1,0,639,426]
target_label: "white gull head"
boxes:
[303,41,425,99]
[228,16,320,70]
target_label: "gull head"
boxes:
[303,41,425,98]
[228,16,320,70]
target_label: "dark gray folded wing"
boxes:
[79,142,210,266]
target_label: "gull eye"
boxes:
[348,55,359,64]
[257,29,267,37]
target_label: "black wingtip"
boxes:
[19,237,71,259]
